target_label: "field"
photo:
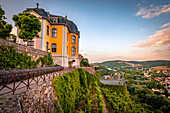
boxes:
[152,66,170,71]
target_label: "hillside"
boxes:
[92,60,170,68]
[52,68,151,113]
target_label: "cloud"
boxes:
[88,47,170,63]
[152,45,170,59]
[136,4,170,19]
[153,45,170,54]
[161,23,170,28]
[83,53,88,56]
[89,52,150,63]
[132,27,170,48]
[80,49,85,52]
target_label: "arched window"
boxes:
[47,25,49,36]
[51,43,57,52]
[72,35,76,44]
[72,45,76,56]
[52,28,57,38]
[46,42,49,52]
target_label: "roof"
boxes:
[24,8,79,34]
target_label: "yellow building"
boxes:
[17,6,80,66]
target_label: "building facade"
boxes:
[16,7,81,67]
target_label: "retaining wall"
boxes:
[0,67,95,113]
[0,38,48,60]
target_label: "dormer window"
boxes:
[47,13,50,18]
[52,28,57,38]
[72,35,76,44]
[53,18,57,23]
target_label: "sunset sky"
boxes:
[0,0,170,63]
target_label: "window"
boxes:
[51,43,57,52]
[27,40,34,47]
[46,42,49,52]
[47,25,49,36]
[72,35,76,44]
[53,18,57,23]
[72,46,76,56]
[52,28,57,38]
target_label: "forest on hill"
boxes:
[92,60,170,68]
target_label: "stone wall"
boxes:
[0,82,58,113]
[0,39,82,67]
[18,82,57,113]
[0,38,48,60]
[52,56,82,67]
[0,67,95,113]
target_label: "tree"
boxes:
[13,12,41,42]
[80,58,90,67]
[127,79,136,86]
[68,60,75,68]
[164,89,168,98]
[0,5,12,39]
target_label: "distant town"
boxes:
[93,60,170,95]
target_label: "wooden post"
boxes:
[43,70,45,81]
[37,70,39,85]
[13,74,16,94]
[27,72,30,89]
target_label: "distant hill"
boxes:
[92,60,170,68]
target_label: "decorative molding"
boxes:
[41,19,46,50]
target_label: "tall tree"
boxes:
[0,5,12,39]
[13,12,41,42]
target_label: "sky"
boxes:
[0,0,170,63]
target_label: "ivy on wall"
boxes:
[52,68,100,113]
[0,45,54,70]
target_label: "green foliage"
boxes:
[80,58,90,67]
[0,5,12,39]
[92,60,131,69]
[86,71,101,87]
[120,69,147,80]
[92,60,170,68]
[139,81,165,89]
[52,68,102,113]
[78,110,85,113]
[78,68,88,88]
[68,60,75,67]
[13,12,41,41]
[127,83,170,113]
[101,87,147,113]
[101,84,127,95]
[0,45,54,70]
[46,53,54,65]
[53,69,85,113]
[159,62,170,67]
[95,65,114,76]
[39,53,54,67]
[86,88,92,113]
[0,45,35,70]
[95,86,105,113]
